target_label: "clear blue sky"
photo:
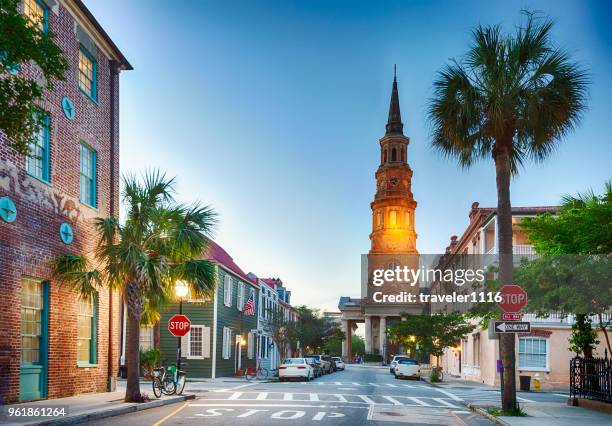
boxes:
[88,0,612,312]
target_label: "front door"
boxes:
[19,278,48,401]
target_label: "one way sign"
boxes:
[495,321,531,333]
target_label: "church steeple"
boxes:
[386,65,404,135]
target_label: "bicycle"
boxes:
[152,363,187,397]
[245,361,269,381]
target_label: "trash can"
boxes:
[519,375,531,391]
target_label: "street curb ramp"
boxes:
[467,403,510,426]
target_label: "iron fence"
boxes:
[570,356,612,403]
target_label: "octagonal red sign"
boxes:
[168,314,191,337]
[497,285,527,313]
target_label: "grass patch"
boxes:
[486,406,528,417]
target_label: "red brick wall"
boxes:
[0,1,124,403]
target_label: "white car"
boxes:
[389,355,409,373]
[332,356,345,371]
[394,358,421,379]
[279,358,314,381]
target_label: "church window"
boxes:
[391,148,397,162]
[383,148,387,163]
[376,211,383,229]
[405,212,411,228]
[389,210,397,227]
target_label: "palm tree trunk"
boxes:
[494,144,517,412]
[125,309,142,402]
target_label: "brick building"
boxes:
[0,0,131,403]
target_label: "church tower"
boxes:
[369,70,418,254]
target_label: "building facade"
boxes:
[338,71,421,363]
[431,203,611,389]
[0,0,130,403]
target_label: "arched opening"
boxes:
[401,146,405,162]
[389,210,397,227]
[383,148,387,163]
[391,148,397,162]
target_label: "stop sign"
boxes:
[497,285,528,313]
[168,314,191,337]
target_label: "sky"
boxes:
[87,0,612,313]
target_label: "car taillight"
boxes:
[279,366,287,369]
[297,366,306,369]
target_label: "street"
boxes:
[79,365,568,425]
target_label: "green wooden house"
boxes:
[159,241,259,378]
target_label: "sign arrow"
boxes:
[496,322,506,332]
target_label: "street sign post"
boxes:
[502,313,522,321]
[495,321,531,333]
[497,284,528,313]
[168,314,191,337]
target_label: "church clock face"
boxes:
[389,177,399,187]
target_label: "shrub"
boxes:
[140,348,161,379]
[430,368,441,382]
[363,353,383,362]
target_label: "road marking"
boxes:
[406,397,429,406]
[333,394,347,402]
[283,393,293,400]
[309,393,320,401]
[228,392,243,400]
[256,392,269,400]
[334,382,343,385]
[432,397,461,408]
[517,396,535,402]
[452,410,471,414]
[357,394,376,404]
[431,387,464,401]
[271,410,305,419]
[152,402,188,426]
[382,395,402,405]
[337,387,356,390]
[190,403,362,408]
[368,383,380,387]
[237,409,268,418]
[386,383,399,388]
[351,382,362,386]
[554,393,569,397]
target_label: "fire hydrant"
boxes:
[534,373,541,392]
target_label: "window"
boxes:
[139,326,154,350]
[182,325,210,359]
[222,327,232,359]
[473,334,480,366]
[26,114,50,182]
[24,0,48,32]
[21,278,43,364]
[77,296,97,365]
[223,275,232,307]
[461,338,468,365]
[519,337,548,370]
[389,210,397,227]
[237,282,245,310]
[391,148,397,161]
[190,326,203,358]
[80,144,97,207]
[78,46,97,101]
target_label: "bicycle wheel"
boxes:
[162,376,176,395]
[245,369,256,381]
[176,373,187,395]
[152,378,162,398]
[256,367,269,380]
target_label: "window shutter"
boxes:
[247,332,254,359]
[229,329,233,358]
[222,327,228,359]
[224,275,231,306]
[238,283,244,310]
[203,326,211,358]
[182,330,190,358]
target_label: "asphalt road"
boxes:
[80,366,568,425]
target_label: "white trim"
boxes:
[518,336,550,371]
[186,325,205,359]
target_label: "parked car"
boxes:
[305,356,323,377]
[389,355,409,373]
[310,355,333,374]
[322,355,336,372]
[332,356,345,371]
[393,358,420,380]
[279,358,314,381]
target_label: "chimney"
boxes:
[469,201,480,222]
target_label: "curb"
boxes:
[29,394,195,426]
[467,404,510,426]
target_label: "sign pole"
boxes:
[177,298,183,370]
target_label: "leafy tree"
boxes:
[0,0,69,154]
[323,335,365,356]
[517,182,612,354]
[427,11,589,411]
[568,316,599,357]
[387,313,475,365]
[290,306,343,354]
[52,171,218,402]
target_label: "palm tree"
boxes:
[428,12,588,411]
[52,171,217,402]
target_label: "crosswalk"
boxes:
[439,389,534,403]
[207,391,464,409]
[292,381,428,389]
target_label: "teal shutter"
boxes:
[92,150,97,207]
[91,295,98,364]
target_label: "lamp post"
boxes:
[175,280,189,370]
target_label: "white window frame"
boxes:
[518,336,549,371]
[222,327,233,359]
[223,275,232,307]
[139,326,154,351]
[237,282,245,311]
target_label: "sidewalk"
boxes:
[0,386,193,426]
[471,401,612,426]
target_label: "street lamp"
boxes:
[175,280,189,370]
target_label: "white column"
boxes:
[341,320,348,358]
[379,316,386,361]
[365,316,372,353]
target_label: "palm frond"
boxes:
[51,254,102,301]
[173,259,218,300]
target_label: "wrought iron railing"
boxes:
[570,356,612,403]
